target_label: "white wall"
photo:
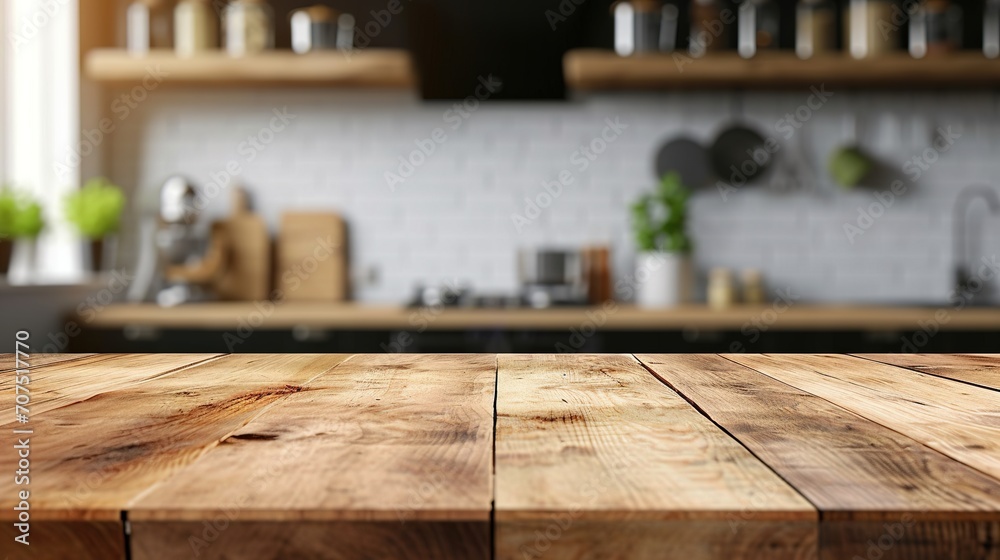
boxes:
[107,87,1000,304]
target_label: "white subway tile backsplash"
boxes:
[109,88,1000,304]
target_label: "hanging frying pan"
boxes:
[653,136,712,188]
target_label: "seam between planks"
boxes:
[718,353,1000,496]
[630,353,824,519]
[122,354,359,517]
[849,353,1000,394]
[491,354,498,560]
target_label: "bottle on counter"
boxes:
[796,0,836,59]
[909,0,962,58]
[707,267,736,310]
[225,0,274,57]
[737,0,780,59]
[844,0,899,59]
[175,0,218,57]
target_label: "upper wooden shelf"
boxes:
[565,49,1000,90]
[85,48,415,87]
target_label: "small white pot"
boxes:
[635,251,692,308]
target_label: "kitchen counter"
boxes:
[82,302,1000,331]
[3,353,999,559]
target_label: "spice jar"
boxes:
[707,267,735,310]
[291,5,339,54]
[844,0,899,59]
[613,0,679,56]
[987,0,1000,58]
[909,0,962,58]
[690,0,731,57]
[740,269,765,305]
[225,0,274,57]
[127,0,173,55]
[175,0,217,57]
[796,0,836,59]
[737,0,780,59]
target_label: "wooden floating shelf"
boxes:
[565,49,1000,90]
[85,48,415,88]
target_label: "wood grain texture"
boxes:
[499,520,817,560]
[856,354,1000,392]
[0,353,96,372]
[495,354,815,560]
[726,354,1000,483]
[637,354,1000,522]
[130,355,495,559]
[565,49,1000,90]
[821,520,1000,560]
[0,520,125,560]
[0,354,222,418]
[131,521,488,560]
[0,354,351,522]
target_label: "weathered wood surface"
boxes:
[4,353,1000,560]
[726,354,1000,482]
[0,353,222,418]
[494,354,816,560]
[130,354,496,560]
[637,354,1000,560]
[857,353,1000,391]
[0,354,351,521]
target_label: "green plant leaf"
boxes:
[65,178,126,239]
[630,171,692,254]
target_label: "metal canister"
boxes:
[291,5,340,53]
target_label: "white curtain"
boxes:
[3,0,82,282]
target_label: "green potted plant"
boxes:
[0,189,45,276]
[630,171,693,308]
[65,178,126,273]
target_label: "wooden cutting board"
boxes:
[275,211,347,301]
[212,189,271,301]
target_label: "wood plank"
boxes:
[0,354,352,522]
[0,353,224,418]
[85,49,415,88]
[638,354,1000,558]
[129,354,496,560]
[637,354,1000,522]
[0,353,96,372]
[821,520,1000,560]
[856,354,1000,392]
[0,520,126,560]
[726,354,1000,483]
[566,49,1000,90]
[495,354,815,560]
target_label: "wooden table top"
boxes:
[2,353,999,559]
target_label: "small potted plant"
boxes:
[0,189,45,277]
[65,178,126,273]
[630,171,693,308]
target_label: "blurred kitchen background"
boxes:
[2,0,1000,352]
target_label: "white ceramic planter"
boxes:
[635,251,692,308]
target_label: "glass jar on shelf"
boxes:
[737,0,780,59]
[796,0,836,59]
[909,0,962,58]
[844,0,899,59]
[225,0,274,57]
[174,0,218,57]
